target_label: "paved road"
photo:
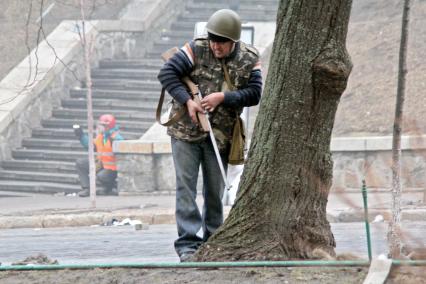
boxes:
[1,222,425,265]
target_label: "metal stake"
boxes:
[362,179,373,261]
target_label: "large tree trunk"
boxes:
[195,0,353,261]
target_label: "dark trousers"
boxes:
[171,137,227,256]
[75,158,117,191]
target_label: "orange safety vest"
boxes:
[94,132,117,171]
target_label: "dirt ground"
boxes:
[0,267,367,284]
[0,266,425,284]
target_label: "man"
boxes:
[158,9,262,262]
[74,114,124,197]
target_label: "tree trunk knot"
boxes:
[312,42,352,97]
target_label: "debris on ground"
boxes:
[103,218,119,226]
[12,253,58,265]
[102,218,149,230]
[372,214,384,223]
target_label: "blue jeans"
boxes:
[171,137,227,256]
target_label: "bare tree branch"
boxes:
[0,0,93,106]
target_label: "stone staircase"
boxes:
[0,0,278,194]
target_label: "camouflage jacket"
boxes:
[167,38,259,153]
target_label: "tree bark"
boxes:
[388,0,411,259]
[195,0,353,261]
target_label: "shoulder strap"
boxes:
[221,60,241,119]
[220,59,236,91]
[156,87,186,126]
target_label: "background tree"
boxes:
[25,0,117,207]
[79,0,97,207]
[195,0,353,261]
[388,0,411,258]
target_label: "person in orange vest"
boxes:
[73,114,124,197]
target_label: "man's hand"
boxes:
[186,99,205,124]
[201,92,224,112]
[73,125,83,138]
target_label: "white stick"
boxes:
[199,95,231,191]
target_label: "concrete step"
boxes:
[32,128,75,139]
[91,78,161,91]
[60,99,158,112]
[0,180,80,194]
[31,128,142,140]
[41,118,152,133]
[188,0,278,11]
[144,52,170,59]
[160,30,193,40]
[21,138,84,151]
[179,10,277,22]
[69,89,159,101]
[170,21,199,32]
[52,111,160,126]
[52,109,157,122]
[0,170,78,185]
[91,68,159,80]
[169,5,278,31]
[191,0,278,5]
[153,39,186,50]
[1,160,76,174]
[12,149,86,162]
[187,0,278,10]
[98,59,163,69]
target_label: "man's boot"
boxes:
[78,187,90,197]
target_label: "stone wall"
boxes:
[0,66,84,161]
[117,153,175,195]
[331,136,426,191]
[333,151,426,190]
[114,124,177,195]
[116,130,426,194]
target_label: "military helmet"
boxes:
[206,9,241,42]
